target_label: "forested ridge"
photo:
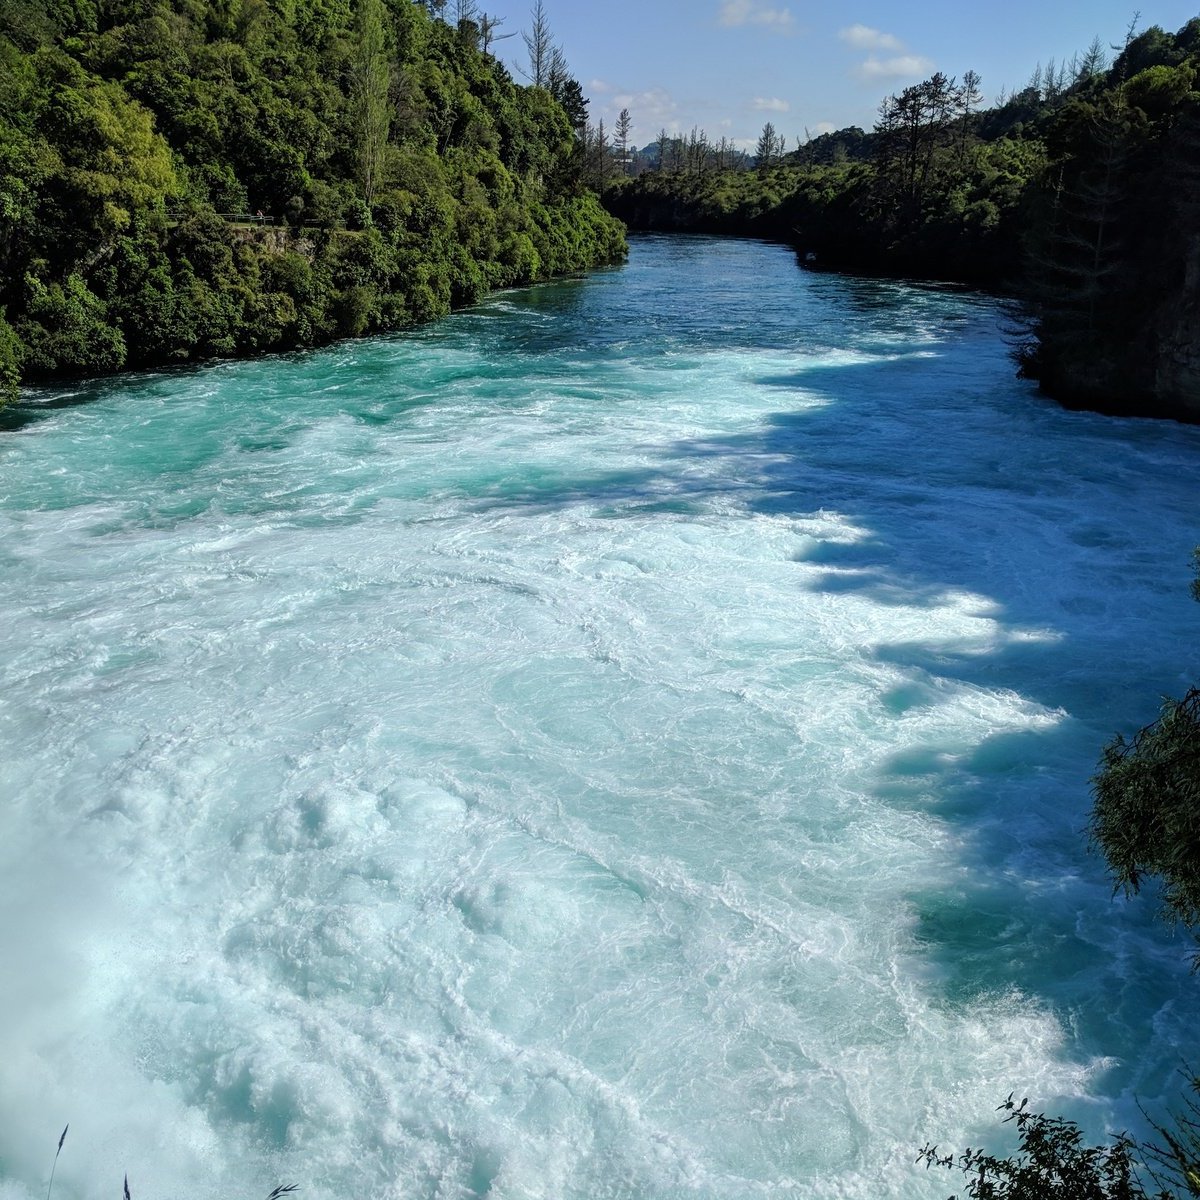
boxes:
[604,19,1200,421]
[0,0,626,399]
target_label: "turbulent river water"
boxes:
[2,234,1199,1200]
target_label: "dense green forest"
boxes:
[0,0,626,400]
[604,20,1200,421]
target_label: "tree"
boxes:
[919,1083,1200,1197]
[522,0,554,88]
[1041,58,1070,102]
[1140,1077,1200,1197]
[1024,92,1132,393]
[585,117,610,191]
[1089,550,1200,964]
[477,11,515,54]
[919,1095,1170,1200]
[655,126,670,172]
[0,0,629,391]
[1078,35,1111,82]
[1028,61,1045,100]
[755,120,781,171]
[451,0,478,29]
[1091,683,1200,961]
[351,0,391,204]
[615,106,632,175]
[0,311,21,404]
[546,50,587,134]
[17,272,125,375]
[957,68,983,162]
[872,72,960,227]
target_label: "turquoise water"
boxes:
[1,235,1198,1200]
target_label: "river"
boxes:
[1,234,1198,1199]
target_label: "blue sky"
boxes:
[484,1,1200,148]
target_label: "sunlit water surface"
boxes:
[2,235,1199,1200]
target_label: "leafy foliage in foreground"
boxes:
[1091,686,1200,957]
[919,1096,1168,1200]
[0,0,626,397]
[921,1090,1200,1200]
[1142,1081,1200,1198]
[1091,552,1200,964]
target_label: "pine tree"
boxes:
[956,68,983,163]
[655,126,670,173]
[615,107,632,175]
[872,73,958,228]
[1077,35,1109,81]
[593,117,610,191]
[1025,93,1132,396]
[477,11,515,54]
[522,0,554,87]
[755,121,778,171]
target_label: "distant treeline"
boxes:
[604,21,1200,421]
[0,0,626,399]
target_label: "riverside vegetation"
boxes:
[604,18,1200,422]
[0,0,626,401]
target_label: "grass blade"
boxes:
[46,1126,68,1200]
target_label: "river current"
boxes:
[1,235,1198,1200]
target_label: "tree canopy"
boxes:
[0,0,626,400]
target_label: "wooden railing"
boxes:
[163,211,344,231]
[218,212,278,225]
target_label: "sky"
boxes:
[481,0,1200,149]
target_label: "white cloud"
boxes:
[719,0,794,29]
[753,97,791,112]
[855,54,935,81]
[809,121,837,136]
[589,79,613,94]
[838,23,933,83]
[605,87,680,133]
[838,24,903,52]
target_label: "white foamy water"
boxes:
[1,236,1198,1200]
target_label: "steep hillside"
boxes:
[0,0,626,397]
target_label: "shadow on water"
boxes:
[716,364,1200,1099]
[460,329,1200,1098]
[0,379,119,432]
[0,358,256,434]
[7,233,1198,1105]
